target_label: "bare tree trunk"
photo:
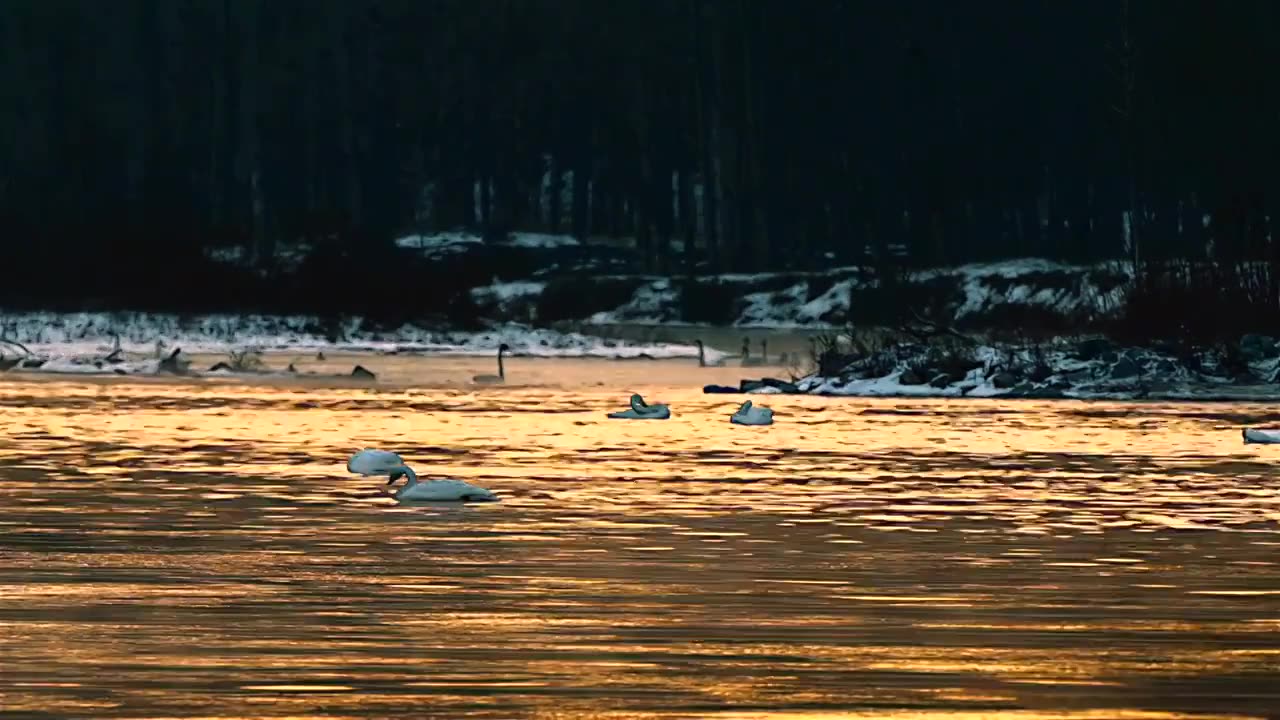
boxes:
[571,160,590,240]
[328,0,360,232]
[233,0,265,265]
[303,46,320,239]
[547,154,561,233]
[208,0,230,232]
[707,1,729,270]
[1115,0,1140,269]
[679,170,697,276]
[693,0,721,272]
[123,2,146,213]
[739,0,768,270]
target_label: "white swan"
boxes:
[473,344,510,384]
[1243,428,1280,444]
[731,399,774,426]
[694,339,725,367]
[347,449,497,502]
[607,393,671,420]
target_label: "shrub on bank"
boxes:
[535,277,642,324]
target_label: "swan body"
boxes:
[731,399,774,426]
[473,343,510,384]
[694,339,726,367]
[607,393,671,420]
[1243,428,1280,444]
[394,477,496,501]
[347,449,497,502]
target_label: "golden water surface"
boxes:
[1,356,1278,719]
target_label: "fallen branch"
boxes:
[904,309,976,345]
[0,336,32,356]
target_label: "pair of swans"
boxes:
[347,449,497,502]
[606,394,774,426]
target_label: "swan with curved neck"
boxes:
[473,343,510,384]
[694,340,725,367]
[347,449,497,501]
[730,399,774,426]
[607,393,671,420]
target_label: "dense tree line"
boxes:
[1,0,1278,313]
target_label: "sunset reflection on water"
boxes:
[0,360,1277,719]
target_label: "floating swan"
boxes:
[694,339,725,367]
[731,399,774,426]
[347,449,497,502]
[607,393,671,420]
[473,343,510,384]
[1243,428,1280,444]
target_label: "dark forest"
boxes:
[1,0,1278,319]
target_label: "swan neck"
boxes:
[497,351,505,378]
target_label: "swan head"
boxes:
[738,400,753,413]
[386,465,417,486]
[498,343,511,354]
[629,393,647,411]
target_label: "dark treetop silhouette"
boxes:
[1,0,1277,328]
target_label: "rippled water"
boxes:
[1,358,1279,719]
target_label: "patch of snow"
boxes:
[808,373,966,398]
[205,246,245,264]
[394,232,483,257]
[796,279,858,325]
[25,358,164,376]
[202,242,312,272]
[910,259,1133,324]
[394,231,578,257]
[0,311,724,364]
[794,336,1280,401]
[274,243,313,273]
[504,233,579,249]
[735,283,810,327]
[588,280,680,324]
[471,281,547,306]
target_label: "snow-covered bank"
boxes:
[471,259,1133,329]
[785,334,1280,401]
[0,312,728,363]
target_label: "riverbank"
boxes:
[775,333,1280,402]
[0,312,740,363]
[473,257,1130,329]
